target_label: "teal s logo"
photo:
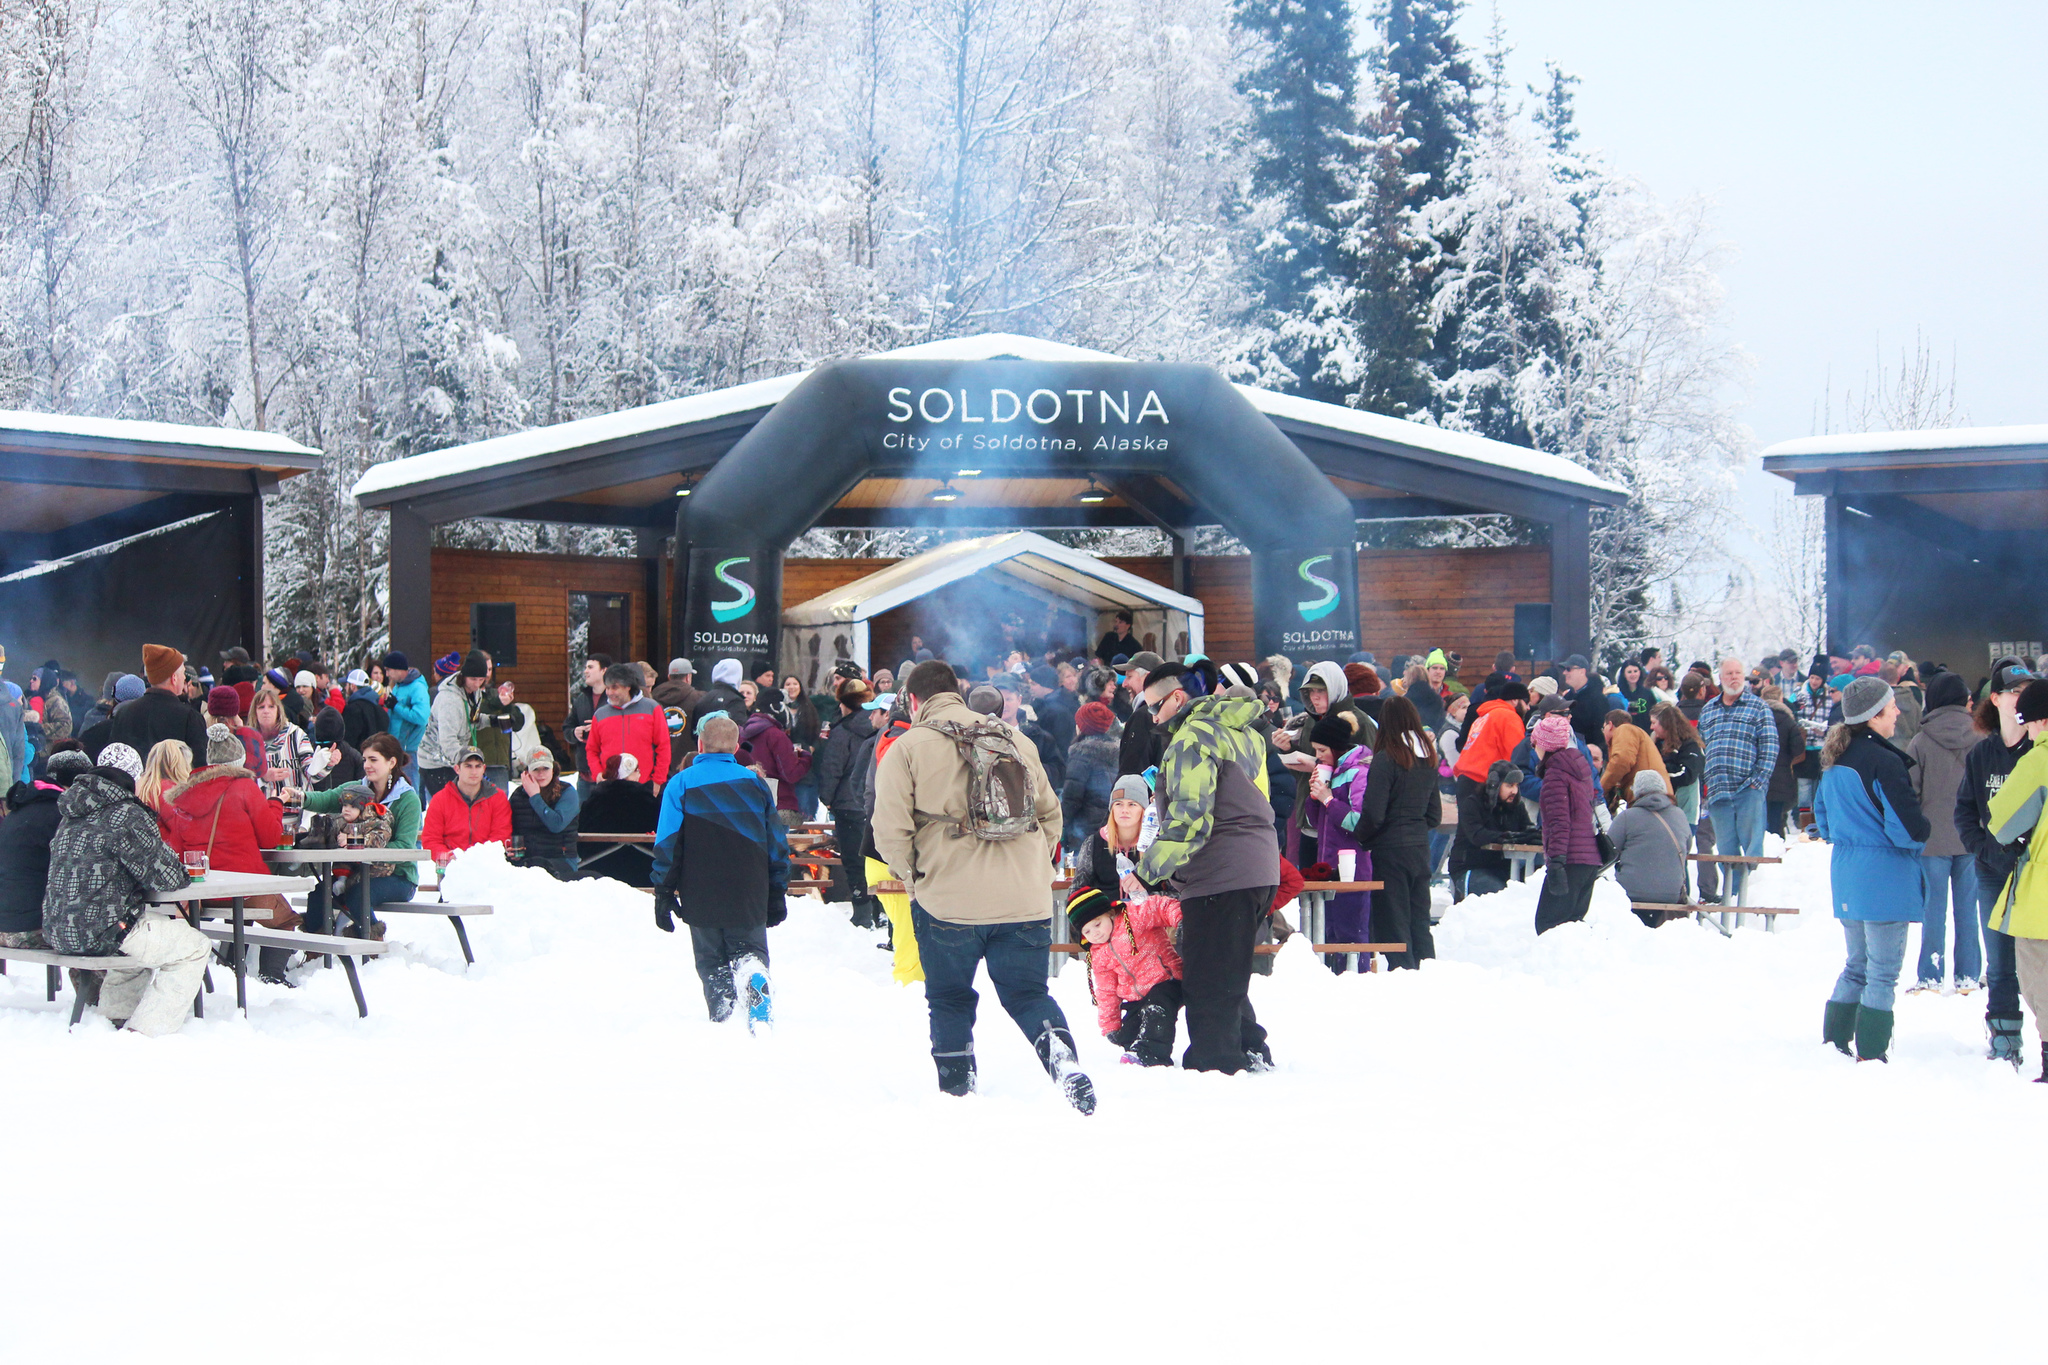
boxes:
[1296,555,1339,622]
[710,557,756,622]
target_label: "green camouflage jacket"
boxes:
[1138,694,1271,887]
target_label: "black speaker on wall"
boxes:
[471,602,517,667]
[1513,604,1553,663]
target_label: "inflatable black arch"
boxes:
[674,358,1360,671]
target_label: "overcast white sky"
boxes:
[1464,0,2048,448]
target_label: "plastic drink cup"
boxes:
[1337,850,1357,882]
[1315,763,1334,785]
[182,850,208,881]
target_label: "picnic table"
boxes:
[1686,853,1788,934]
[1295,880,1396,972]
[154,868,316,1013]
[1486,843,1545,883]
[576,831,656,878]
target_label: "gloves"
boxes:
[766,892,788,928]
[653,888,677,933]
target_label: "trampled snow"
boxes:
[4,839,2039,1362]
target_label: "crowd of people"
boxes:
[3,625,2043,1096]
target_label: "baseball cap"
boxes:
[668,658,693,677]
[1119,650,1164,675]
[454,745,486,765]
[1990,659,2036,694]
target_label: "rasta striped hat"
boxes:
[1066,884,1116,939]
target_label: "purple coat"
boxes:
[1311,746,1374,956]
[1538,744,1601,867]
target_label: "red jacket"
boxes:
[1273,857,1304,915]
[1453,698,1526,784]
[1087,894,1183,1035]
[161,765,285,875]
[586,696,670,791]
[422,780,513,858]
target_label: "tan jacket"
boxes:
[871,690,1062,924]
[1601,721,1672,807]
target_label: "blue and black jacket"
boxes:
[1813,730,1929,922]
[651,752,790,929]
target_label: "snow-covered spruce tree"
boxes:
[1328,0,1476,418]
[1227,0,1363,399]
[1421,19,1579,447]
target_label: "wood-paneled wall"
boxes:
[433,543,1551,702]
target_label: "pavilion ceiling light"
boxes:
[955,468,981,477]
[1074,478,1108,505]
[927,481,963,504]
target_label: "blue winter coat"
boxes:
[387,670,431,753]
[1813,731,1929,922]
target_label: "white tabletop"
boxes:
[148,869,316,902]
[260,846,436,864]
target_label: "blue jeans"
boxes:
[1708,786,1766,901]
[911,904,1070,1077]
[1427,827,1453,882]
[306,874,417,935]
[1917,854,1981,984]
[1976,868,2021,1017]
[1829,919,1912,1013]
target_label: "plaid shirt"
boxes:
[1696,690,1779,797]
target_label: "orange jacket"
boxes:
[1453,698,1526,784]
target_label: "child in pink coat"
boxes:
[1068,884,1184,1067]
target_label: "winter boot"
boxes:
[934,1051,977,1097]
[1823,1000,1857,1056]
[1130,1000,1179,1067]
[1853,1005,1894,1063]
[1035,1027,1097,1115]
[1988,1013,2025,1070]
[743,970,771,1033]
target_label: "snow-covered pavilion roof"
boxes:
[351,332,1625,506]
[781,531,1204,625]
[1762,424,2048,471]
[0,409,322,470]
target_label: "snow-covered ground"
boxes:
[5,838,2039,1362]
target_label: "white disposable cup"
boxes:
[1315,763,1333,785]
[1337,850,1357,882]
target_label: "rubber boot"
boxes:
[1988,1013,2025,1070]
[934,1051,976,1096]
[1853,1005,1894,1063]
[1823,1000,1857,1056]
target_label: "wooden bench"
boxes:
[0,945,184,1026]
[1633,899,1799,937]
[1685,853,1785,931]
[197,925,389,1017]
[283,893,492,965]
[375,902,490,965]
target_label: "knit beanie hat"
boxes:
[205,723,243,767]
[206,685,241,719]
[293,669,317,689]
[2015,680,2048,726]
[331,783,374,810]
[966,685,1003,716]
[97,742,143,782]
[381,650,409,673]
[1425,648,1449,668]
[1528,674,1560,698]
[142,643,184,688]
[311,709,345,744]
[266,667,291,690]
[1075,701,1116,736]
[433,651,461,679]
[1309,715,1356,755]
[1218,662,1259,691]
[1110,774,1151,807]
[1632,768,1669,799]
[1530,712,1573,753]
[1066,884,1115,939]
[460,649,490,678]
[1826,673,1854,693]
[114,674,145,703]
[1841,676,1892,726]
[1921,669,1970,713]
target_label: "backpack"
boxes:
[921,718,1040,842]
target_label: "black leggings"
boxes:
[1369,844,1434,969]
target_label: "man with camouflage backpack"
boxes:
[873,659,1095,1113]
[1136,663,1279,1074]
